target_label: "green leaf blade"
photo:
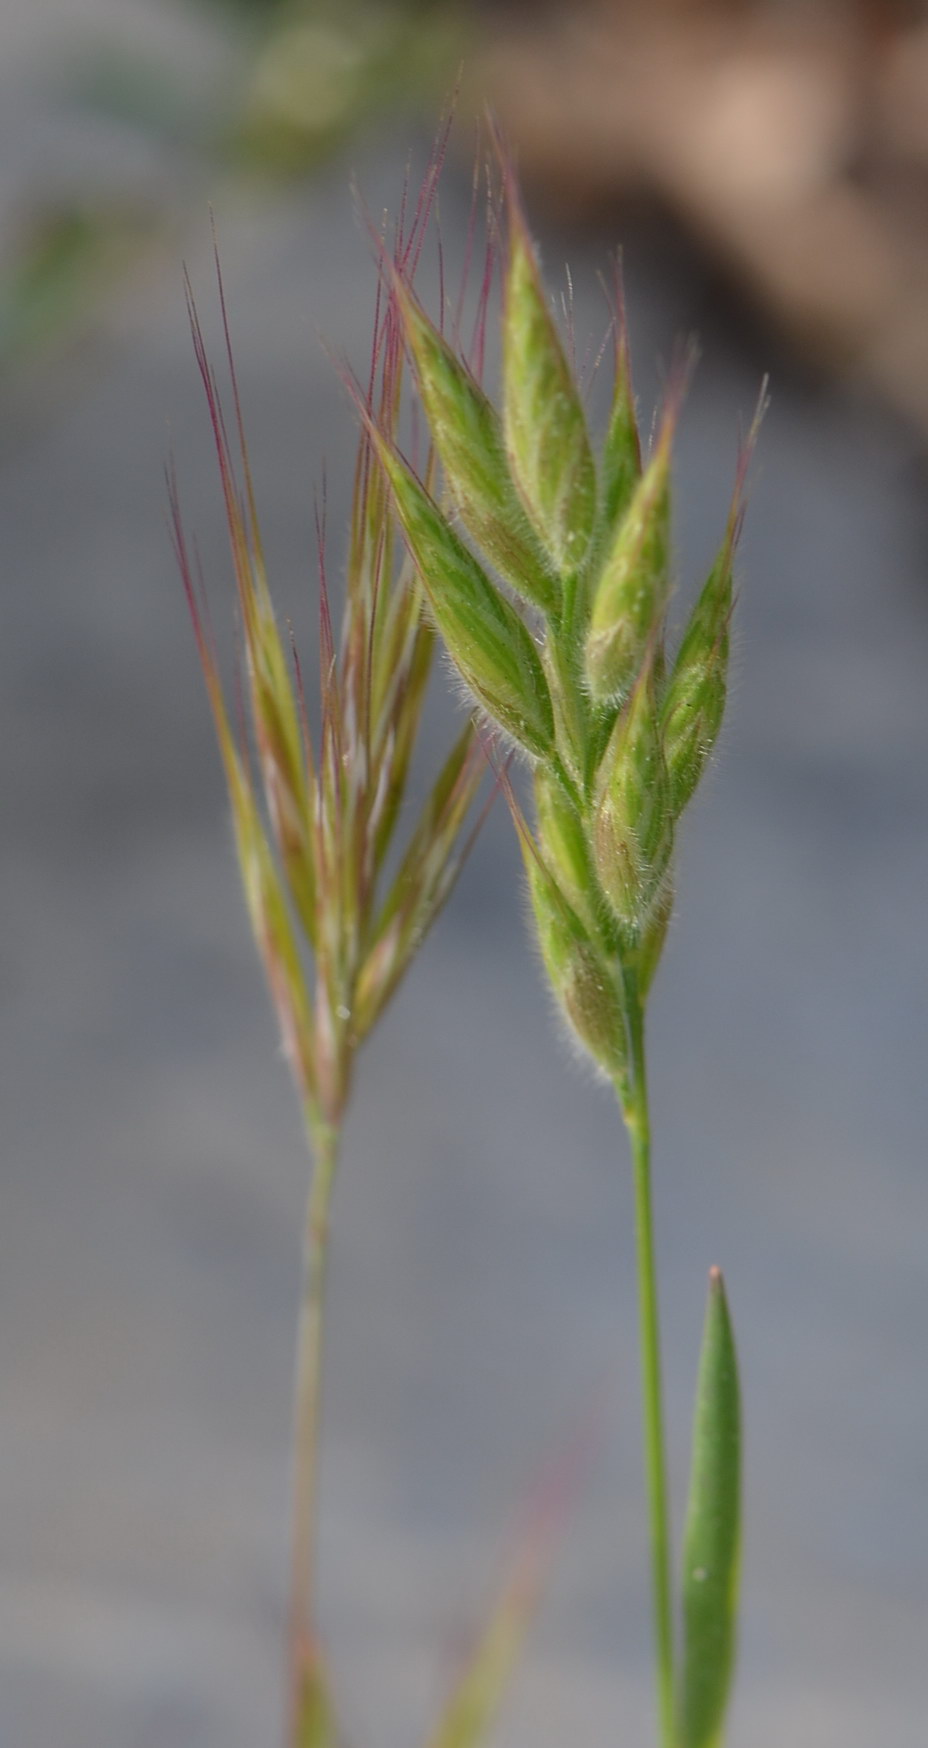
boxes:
[679,1267,742,1748]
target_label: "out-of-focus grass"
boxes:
[0,202,163,375]
[73,0,467,179]
[1,0,466,377]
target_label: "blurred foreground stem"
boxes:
[288,1111,341,1739]
[617,974,675,1748]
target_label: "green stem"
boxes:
[617,974,676,1748]
[288,1110,340,1745]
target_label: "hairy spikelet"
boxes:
[585,403,674,705]
[593,655,673,935]
[501,164,596,572]
[366,434,555,757]
[392,277,559,614]
[526,854,628,1080]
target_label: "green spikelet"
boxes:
[633,876,674,998]
[599,297,642,539]
[372,435,555,758]
[593,658,673,933]
[662,526,734,818]
[525,854,628,1079]
[533,767,601,937]
[584,408,674,703]
[502,188,596,573]
[395,284,560,616]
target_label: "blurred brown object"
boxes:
[476,0,928,432]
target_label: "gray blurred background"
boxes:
[2,2,928,1745]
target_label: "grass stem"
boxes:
[288,1111,341,1744]
[617,975,676,1748]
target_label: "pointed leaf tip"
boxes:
[678,1266,741,1748]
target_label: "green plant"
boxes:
[178,129,761,1748]
[362,145,762,1748]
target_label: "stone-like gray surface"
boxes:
[2,8,928,1746]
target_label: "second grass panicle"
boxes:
[173,161,491,1746]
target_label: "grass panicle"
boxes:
[174,149,489,1140]
[372,155,751,1093]
[370,139,758,1748]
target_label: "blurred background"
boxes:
[2,2,928,1745]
